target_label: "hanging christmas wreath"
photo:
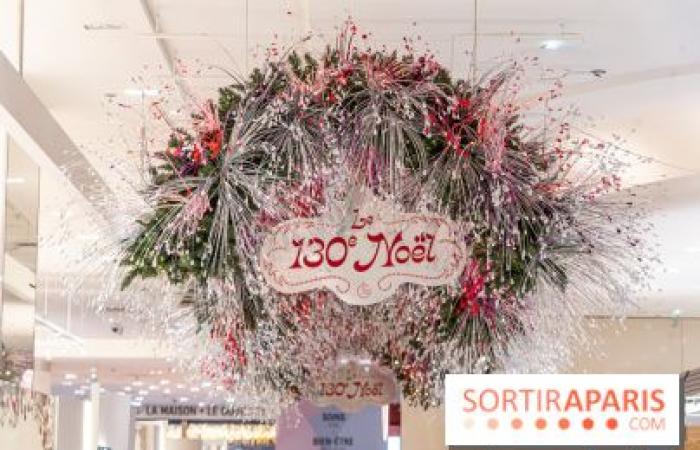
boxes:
[116,23,647,407]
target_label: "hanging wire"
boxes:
[470,0,479,84]
[245,0,250,73]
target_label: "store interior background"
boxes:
[1,0,700,449]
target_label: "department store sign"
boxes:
[260,193,467,305]
[445,374,682,449]
[134,404,264,421]
[276,399,384,450]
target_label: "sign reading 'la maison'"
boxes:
[134,404,264,421]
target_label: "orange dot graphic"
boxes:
[582,418,594,430]
[487,418,499,430]
[511,418,523,430]
[535,418,547,430]
[558,418,570,430]
[606,418,618,430]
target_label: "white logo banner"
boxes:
[445,374,681,447]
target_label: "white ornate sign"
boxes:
[260,194,468,305]
[314,362,398,412]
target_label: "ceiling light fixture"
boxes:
[83,23,125,31]
[123,88,160,98]
[540,39,567,51]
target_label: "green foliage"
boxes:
[122,47,567,347]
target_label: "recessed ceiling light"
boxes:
[540,39,567,50]
[64,373,77,380]
[163,388,171,394]
[83,23,125,31]
[179,397,189,403]
[160,380,170,386]
[124,88,160,98]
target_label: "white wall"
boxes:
[56,396,84,450]
[55,393,132,450]
[0,414,45,450]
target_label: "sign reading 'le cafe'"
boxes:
[260,192,468,305]
[134,404,264,421]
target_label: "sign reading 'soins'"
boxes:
[445,374,681,448]
[260,197,467,305]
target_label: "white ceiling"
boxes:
[12,0,700,397]
[20,0,700,195]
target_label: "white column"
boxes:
[83,382,100,450]
[0,127,7,333]
[56,397,84,450]
[98,393,132,450]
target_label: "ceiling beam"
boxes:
[137,0,190,101]
[0,52,114,217]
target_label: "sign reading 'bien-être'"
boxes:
[445,374,681,448]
